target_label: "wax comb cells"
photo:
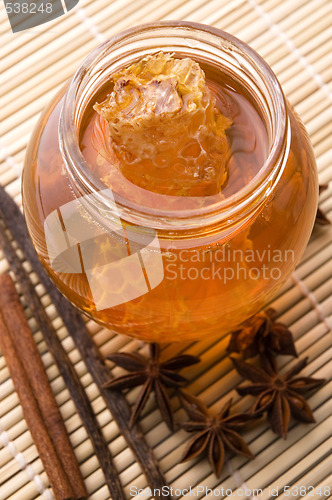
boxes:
[94,52,232,196]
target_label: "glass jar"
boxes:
[22,21,318,342]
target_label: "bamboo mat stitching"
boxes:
[0,141,22,177]
[0,423,53,499]
[227,465,259,500]
[291,272,332,331]
[0,0,331,498]
[226,461,260,500]
[75,6,105,43]
[247,0,332,102]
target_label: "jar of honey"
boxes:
[22,22,318,342]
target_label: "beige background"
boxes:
[1,0,331,498]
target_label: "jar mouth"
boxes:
[60,21,288,232]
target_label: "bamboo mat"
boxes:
[0,0,332,498]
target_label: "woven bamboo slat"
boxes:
[1,0,331,498]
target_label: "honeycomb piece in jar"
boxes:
[94,52,232,196]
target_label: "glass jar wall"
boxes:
[22,22,318,342]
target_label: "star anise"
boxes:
[103,344,200,430]
[315,184,330,226]
[180,392,255,477]
[232,356,325,439]
[227,308,298,359]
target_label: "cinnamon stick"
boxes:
[0,276,82,499]
[0,274,87,498]
[0,185,170,499]
[0,221,125,499]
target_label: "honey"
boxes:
[81,55,268,202]
[22,23,318,341]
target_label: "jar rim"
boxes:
[60,20,288,231]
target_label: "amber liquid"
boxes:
[80,69,268,201]
[23,65,318,342]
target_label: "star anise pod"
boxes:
[232,356,325,439]
[315,184,330,226]
[227,308,298,359]
[180,392,255,477]
[103,344,200,430]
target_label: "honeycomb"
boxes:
[94,52,232,196]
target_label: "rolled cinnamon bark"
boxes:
[0,274,87,500]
